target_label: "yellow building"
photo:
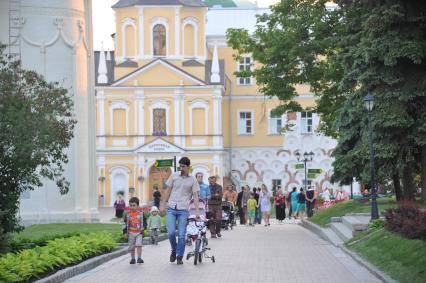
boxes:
[95,0,335,206]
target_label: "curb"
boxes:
[35,234,169,283]
[300,219,397,283]
[34,247,128,283]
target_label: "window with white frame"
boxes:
[300,112,313,133]
[238,111,253,134]
[153,108,166,136]
[237,57,252,85]
[269,111,282,135]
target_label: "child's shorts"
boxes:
[128,232,143,251]
[248,209,256,218]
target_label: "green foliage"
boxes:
[0,45,76,249]
[310,198,397,227]
[347,229,426,283]
[0,232,116,282]
[368,219,385,229]
[9,224,122,253]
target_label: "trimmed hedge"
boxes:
[0,232,117,282]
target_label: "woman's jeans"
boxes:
[166,208,188,257]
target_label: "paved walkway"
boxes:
[66,219,381,283]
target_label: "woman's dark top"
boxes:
[297,193,306,204]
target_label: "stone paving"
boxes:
[66,219,381,283]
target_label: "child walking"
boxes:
[247,193,257,226]
[148,206,162,245]
[123,197,147,264]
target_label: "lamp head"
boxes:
[364,93,374,112]
[295,151,301,161]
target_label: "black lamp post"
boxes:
[295,150,315,191]
[364,93,379,220]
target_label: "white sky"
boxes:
[92,0,280,50]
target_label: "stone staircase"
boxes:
[327,214,370,243]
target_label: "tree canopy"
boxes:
[0,46,76,250]
[226,0,426,201]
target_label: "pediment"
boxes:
[136,138,185,154]
[112,59,206,87]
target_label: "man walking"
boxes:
[208,176,223,238]
[196,172,210,204]
[160,157,200,265]
[306,186,317,217]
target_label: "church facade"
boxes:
[95,0,345,207]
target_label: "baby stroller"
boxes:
[221,201,235,230]
[186,199,215,265]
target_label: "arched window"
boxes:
[183,24,195,57]
[153,24,166,56]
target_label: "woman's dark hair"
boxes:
[252,188,257,193]
[292,187,297,192]
[179,157,191,166]
[129,197,139,206]
[300,188,304,192]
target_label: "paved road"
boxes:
[66,219,381,283]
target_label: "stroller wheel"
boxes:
[211,256,215,263]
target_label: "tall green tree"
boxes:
[0,46,76,251]
[227,0,426,200]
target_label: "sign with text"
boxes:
[154,159,174,168]
[294,163,304,170]
[308,169,322,174]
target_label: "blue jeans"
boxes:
[166,208,188,257]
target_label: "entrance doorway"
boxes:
[148,166,172,202]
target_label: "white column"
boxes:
[213,87,222,148]
[175,7,181,57]
[135,90,145,145]
[138,7,144,58]
[180,93,186,147]
[97,90,106,148]
[174,88,183,146]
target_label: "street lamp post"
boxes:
[364,93,379,220]
[295,151,315,191]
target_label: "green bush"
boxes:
[368,219,385,229]
[0,232,116,282]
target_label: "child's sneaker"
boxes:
[137,257,144,263]
[130,258,136,264]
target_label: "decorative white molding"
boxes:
[138,7,144,57]
[135,90,145,145]
[97,90,106,148]
[112,139,127,146]
[192,138,206,145]
[150,17,169,57]
[121,17,137,58]
[213,89,222,147]
[182,17,199,58]
[109,100,130,135]
[189,99,209,135]
[175,8,181,57]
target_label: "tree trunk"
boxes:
[392,172,402,201]
[402,165,415,201]
[421,145,426,203]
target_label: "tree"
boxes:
[0,46,76,251]
[226,0,426,201]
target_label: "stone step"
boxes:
[342,215,370,232]
[322,227,344,247]
[330,216,342,223]
[330,222,353,242]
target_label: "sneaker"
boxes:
[177,256,183,265]
[211,234,217,238]
[217,233,222,238]
[137,258,144,264]
[129,258,136,264]
[170,250,176,262]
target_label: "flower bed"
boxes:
[0,232,117,282]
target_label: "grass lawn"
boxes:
[13,223,121,240]
[309,198,397,227]
[346,229,426,283]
